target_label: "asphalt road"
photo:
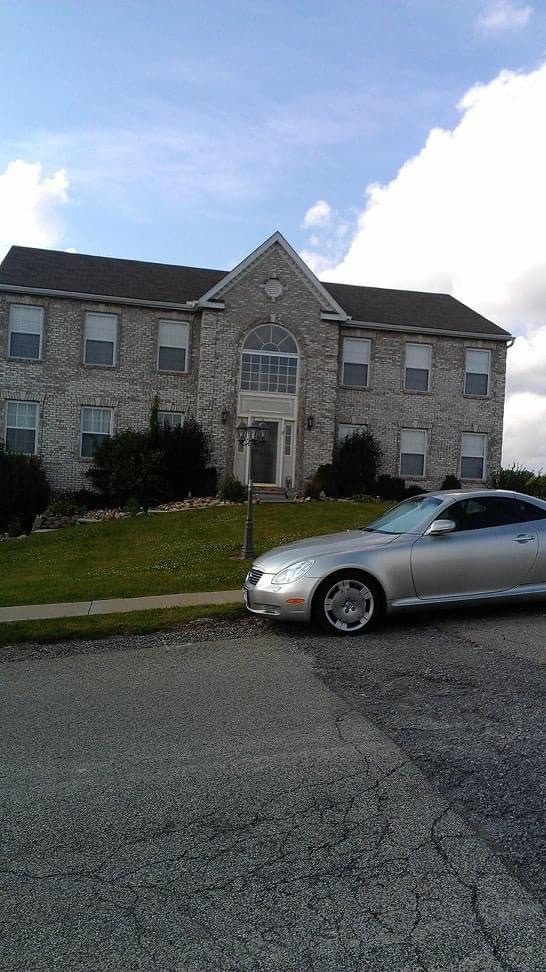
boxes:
[1,605,545,972]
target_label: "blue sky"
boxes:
[1,0,546,466]
[0,0,543,266]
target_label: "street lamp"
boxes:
[236,420,268,559]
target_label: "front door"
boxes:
[250,421,278,485]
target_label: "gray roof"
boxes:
[0,245,510,338]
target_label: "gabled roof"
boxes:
[0,243,511,339]
[199,231,347,318]
[0,246,225,306]
[323,281,510,338]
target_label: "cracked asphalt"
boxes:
[1,605,545,971]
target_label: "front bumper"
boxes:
[243,571,316,622]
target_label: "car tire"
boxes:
[312,571,384,636]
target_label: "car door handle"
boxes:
[512,534,535,543]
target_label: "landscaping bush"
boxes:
[404,484,428,498]
[0,445,50,533]
[156,419,214,498]
[376,474,407,501]
[87,411,216,507]
[441,475,461,490]
[525,474,546,499]
[488,464,535,491]
[220,475,247,502]
[334,429,382,497]
[305,463,338,499]
[87,431,163,508]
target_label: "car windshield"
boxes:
[364,496,443,534]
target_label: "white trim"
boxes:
[84,311,118,367]
[157,320,190,374]
[4,399,40,455]
[80,405,114,459]
[460,432,488,481]
[341,336,371,388]
[339,318,512,343]
[464,348,491,396]
[404,342,432,392]
[399,428,427,478]
[0,283,197,312]
[8,303,44,361]
[198,231,348,318]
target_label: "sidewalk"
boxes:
[0,590,244,624]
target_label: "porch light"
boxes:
[221,407,230,425]
[235,420,269,559]
[306,415,315,431]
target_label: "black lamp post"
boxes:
[236,420,268,559]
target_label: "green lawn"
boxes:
[0,501,389,608]
[0,604,244,647]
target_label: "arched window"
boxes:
[240,324,298,395]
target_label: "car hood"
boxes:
[253,529,401,573]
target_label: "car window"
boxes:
[515,499,546,522]
[440,496,539,531]
[366,495,443,534]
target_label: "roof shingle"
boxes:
[0,245,510,338]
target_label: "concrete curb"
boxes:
[0,590,244,624]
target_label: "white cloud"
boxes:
[0,160,69,259]
[303,200,332,228]
[317,63,546,470]
[503,393,546,470]
[477,1,533,31]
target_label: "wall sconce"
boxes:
[221,407,230,425]
[306,415,315,431]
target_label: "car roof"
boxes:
[425,488,546,507]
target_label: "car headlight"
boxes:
[272,559,315,585]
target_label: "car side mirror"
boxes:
[426,518,456,537]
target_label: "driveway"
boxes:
[1,606,545,972]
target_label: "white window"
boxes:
[158,410,184,428]
[158,321,189,373]
[5,401,39,455]
[338,423,368,443]
[465,349,490,396]
[8,305,43,360]
[240,324,298,394]
[284,423,293,457]
[342,338,370,387]
[84,313,117,366]
[461,433,486,480]
[405,344,431,391]
[80,406,113,458]
[400,429,427,477]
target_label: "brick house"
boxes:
[0,231,512,494]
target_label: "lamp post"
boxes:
[236,420,268,559]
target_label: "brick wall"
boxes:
[0,245,508,493]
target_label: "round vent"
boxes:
[264,277,283,300]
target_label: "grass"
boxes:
[0,501,389,608]
[0,604,245,647]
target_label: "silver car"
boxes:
[243,489,546,635]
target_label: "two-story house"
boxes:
[0,231,512,494]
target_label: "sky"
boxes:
[1,0,546,469]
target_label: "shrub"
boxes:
[87,431,163,508]
[220,476,247,502]
[404,484,428,498]
[0,445,50,533]
[334,429,382,497]
[488,464,535,491]
[441,475,461,490]
[45,495,81,517]
[304,479,321,500]
[376,474,406,501]
[313,463,338,497]
[156,418,213,499]
[525,474,546,499]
